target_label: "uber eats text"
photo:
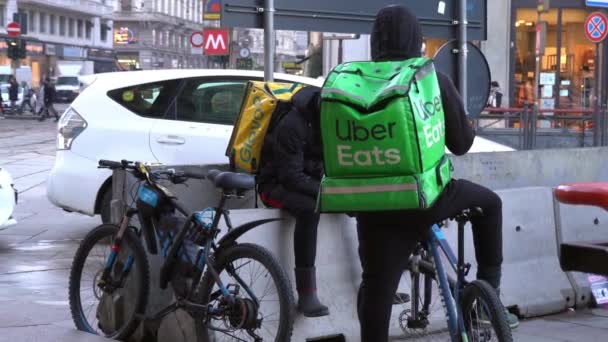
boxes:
[334,95,444,168]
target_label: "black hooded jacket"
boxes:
[258,86,323,197]
[372,5,475,155]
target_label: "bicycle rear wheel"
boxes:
[461,280,513,342]
[397,246,455,341]
[196,243,294,342]
[68,224,150,340]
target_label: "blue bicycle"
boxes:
[397,209,513,342]
[68,160,294,341]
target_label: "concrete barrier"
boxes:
[105,145,608,340]
[442,187,575,318]
[555,200,608,309]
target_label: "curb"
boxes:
[0,114,42,121]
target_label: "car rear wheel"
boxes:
[100,188,112,224]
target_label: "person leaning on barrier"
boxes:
[353,6,519,341]
[257,86,330,318]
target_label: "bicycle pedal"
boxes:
[464,263,472,276]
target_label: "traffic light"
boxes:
[17,39,26,59]
[6,39,27,60]
[6,39,18,60]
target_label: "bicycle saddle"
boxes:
[554,183,608,211]
[207,169,256,191]
[449,207,484,223]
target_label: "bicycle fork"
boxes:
[100,209,138,289]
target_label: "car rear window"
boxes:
[107,80,181,119]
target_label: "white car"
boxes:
[47,69,514,223]
[47,69,324,223]
[0,168,17,229]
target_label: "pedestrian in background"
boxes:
[488,81,503,108]
[8,76,19,114]
[18,81,35,114]
[38,77,59,122]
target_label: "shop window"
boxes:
[514,8,596,112]
[77,20,83,38]
[29,11,36,32]
[59,16,66,36]
[101,23,109,41]
[39,13,46,33]
[69,18,75,37]
[50,15,56,35]
[108,80,181,119]
[86,21,92,39]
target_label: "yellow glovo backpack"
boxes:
[226,81,305,173]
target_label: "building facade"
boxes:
[483,0,608,117]
[0,0,115,87]
[113,0,206,70]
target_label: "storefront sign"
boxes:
[62,46,86,59]
[88,48,114,61]
[204,0,222,20]
[237,57,253,70]
[540,72,556,85]
[26,42,44,56]
[114,27,137,45]
[587,0,608,8]
[45,43,56,56]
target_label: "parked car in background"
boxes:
[47,69,515,224]
[55,76,82,103]
[0,85,37,112]
[0,167,17,229]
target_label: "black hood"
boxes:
[371,5,423,61]
[292,86,321,122]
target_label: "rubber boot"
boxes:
[295,267,329,317]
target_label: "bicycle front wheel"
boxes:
[196,243,295,342]
[461,280,513,342]
[68,224,150,340]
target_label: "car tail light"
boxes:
[57,108,87,150]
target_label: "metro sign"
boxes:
[203,29,229,55]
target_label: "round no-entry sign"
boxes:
[6,22,20,37]
[585,12,608,44]
[190,31,204,48]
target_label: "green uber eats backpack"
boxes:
[318,57,452,213]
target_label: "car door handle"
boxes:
[157,136,185,145]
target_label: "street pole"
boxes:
[263,0,275,81]
[458,0,468,114]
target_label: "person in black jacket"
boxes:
[355,5,518,341]
[8,76,19,114]
[38,77,59,122]
[257,86,329,317]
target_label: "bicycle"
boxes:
[69,159,294,341]
[396,208,513,342]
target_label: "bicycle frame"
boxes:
[101,177,283,323]
[427,222,470,342]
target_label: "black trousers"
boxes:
[261,184,320,268]
[356,179,503,342]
